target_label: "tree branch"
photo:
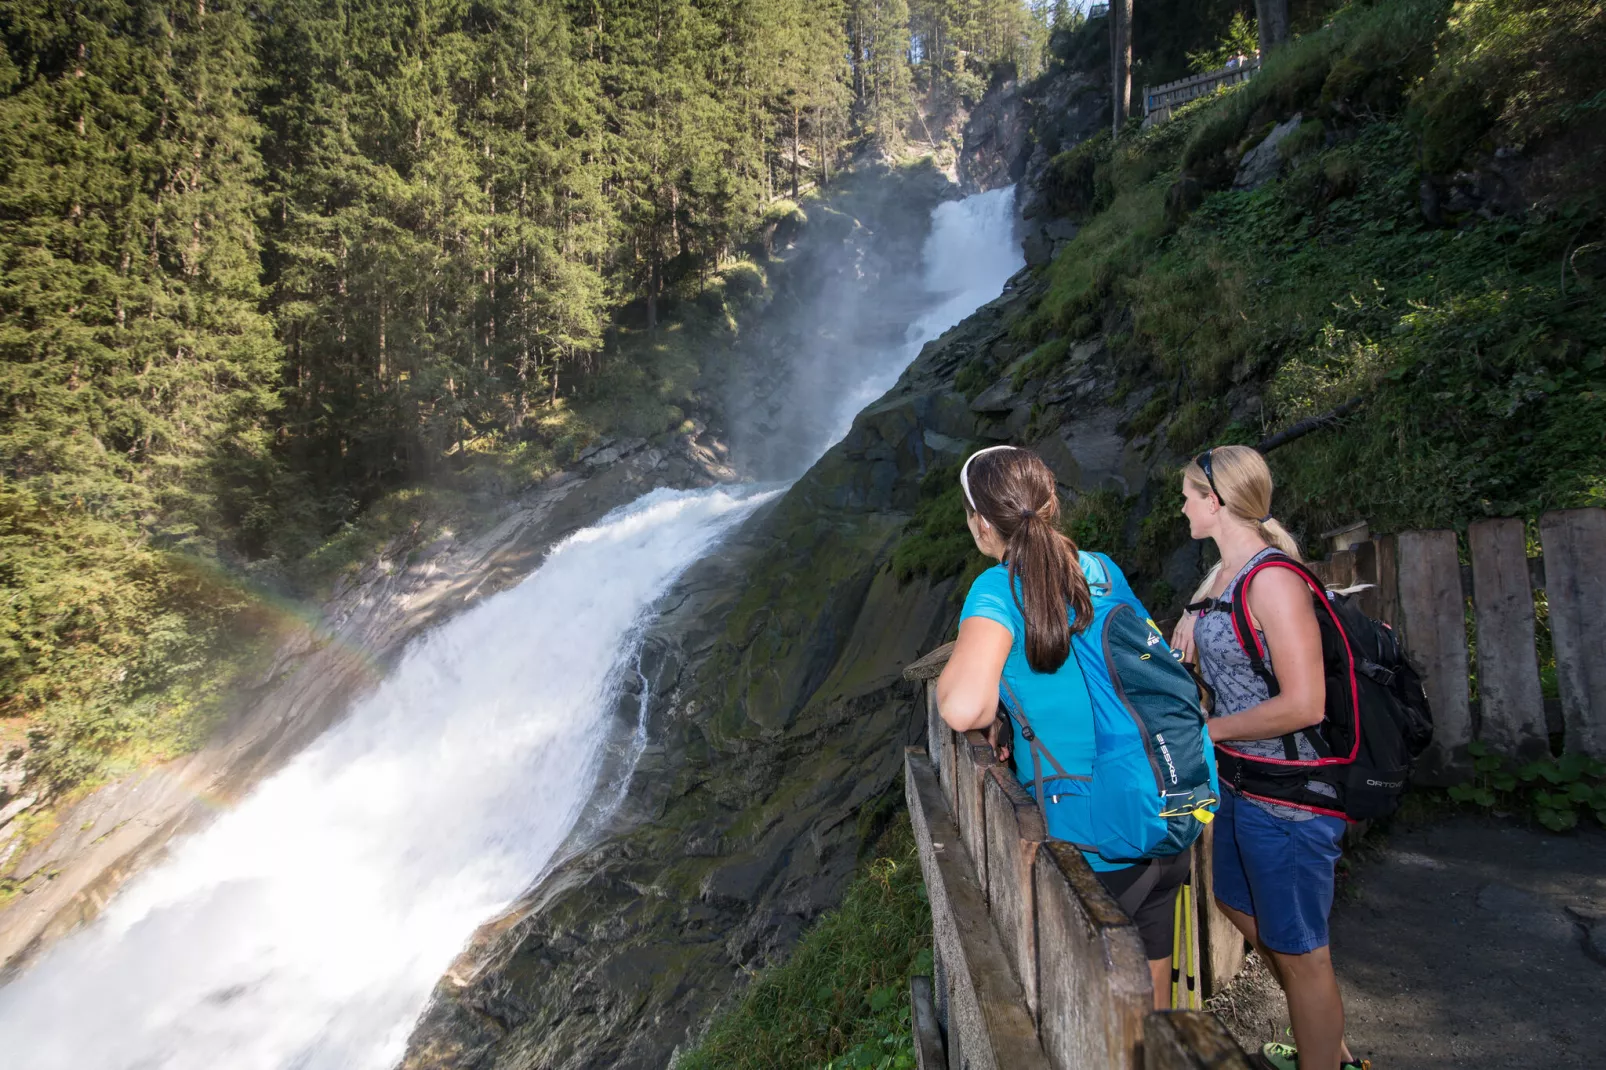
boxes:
[1255,395,1365,454]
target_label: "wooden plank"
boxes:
[911,976,946,1070]
[1193,821,1245,1001]
[926,684,956,805]
[1351,539,1381,620]
[982,768,1045,1022]
[1467,519,1549,758]
[1374,534,1401,628]
[1540,508,1606,759]
[1034,842,1152,1070]
[905,641,955,682]
[1143,1011,1255,1070]
[904,750,1052,1070]
[955,731,994,896]
[1395,530,1473,782]
[1327,548,1356,590]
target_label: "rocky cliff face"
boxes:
[958,36,1110,268]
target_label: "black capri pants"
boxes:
[1095,851,1193,960]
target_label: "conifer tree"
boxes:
[0,0,280,783]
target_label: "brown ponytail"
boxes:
[964,448,1093,673]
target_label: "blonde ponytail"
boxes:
[1257,517,1303,562]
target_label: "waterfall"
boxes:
[0,187,1022,1070]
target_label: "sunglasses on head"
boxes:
[1196,449,1223,505]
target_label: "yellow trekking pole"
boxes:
[1181,880,1199,1009]
[1171,884,1183,1007]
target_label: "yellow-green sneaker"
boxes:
[1258,1040,1370,1070]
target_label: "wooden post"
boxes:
[1144,1011,1255,1069]
[926,684,957,805]
[1326,548,1356,589]
[1374,534,1401,628]
[955,731,995,894]
[1351,538,1381,619]
[1035,843,1152,1069]
[1467,519,1549,758]
[982,769,1045,1022]
[1193,821,1245,1000]
[1395,530,1472,782]
[912,976,946,1070]
[905,750,1051,1070]
[1540,508,1606,759]
[1110,0,1133,131]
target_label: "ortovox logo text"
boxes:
[1365,778,1405,789]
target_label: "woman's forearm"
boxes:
[1208,695,1323,743]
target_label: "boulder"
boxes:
[1234,113,1303,192]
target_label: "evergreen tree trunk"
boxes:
[791,105,800,200]
[1111,0,1132,132]
[1255,0,1290,54]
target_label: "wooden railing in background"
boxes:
[1141,58,1260,129]
[1300,509,1606,776]
[896,507,1605,1066]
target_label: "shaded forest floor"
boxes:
[1209,813,1606,1068]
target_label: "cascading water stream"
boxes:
[0,186,1022,1069]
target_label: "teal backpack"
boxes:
[1001,552,1219,862]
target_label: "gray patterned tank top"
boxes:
[1194,547,1337,821]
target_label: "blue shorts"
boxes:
[1212,789,1346,955]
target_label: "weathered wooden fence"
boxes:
[900,649,1251,1069]
[896,507,1605,1066]
[1297,509,1606,776]
[1141,58,1260,128]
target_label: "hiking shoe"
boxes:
[1258,1041,1298,1070]
[1257,1041,1370,1070]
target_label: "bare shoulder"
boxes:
[1246,563,1316,620]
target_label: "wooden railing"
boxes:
[898,507,1605,1066]
[902,647,1250,1069]
[1141,58,1260,128]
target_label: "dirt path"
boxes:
[1209,813,1606,1068]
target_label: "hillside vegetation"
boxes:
[966,0,1605,596]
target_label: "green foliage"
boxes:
[1411,0,1606,177]
[1447,742,1606,832]
[1187,12,1260,74]
[1065,488,1128,551]
[1013,335,1070,387]
[677,817,933,1070]
[891,463,981,584]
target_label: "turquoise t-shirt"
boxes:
[959,561,1122,872]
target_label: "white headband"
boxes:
[959,445,1019,512]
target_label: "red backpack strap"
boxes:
[1224,552,1342,763]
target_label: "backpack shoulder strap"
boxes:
[1225,553,1343,762]
[1226,552,1327,694]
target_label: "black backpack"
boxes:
[1206,553,1434,821]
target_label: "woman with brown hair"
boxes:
[1172,445,1365,1070]
[934,445,1190,1009]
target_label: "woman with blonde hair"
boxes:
[1172,445,1365,1070]
[935,445,1193,1009]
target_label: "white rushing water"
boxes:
[0,186,1022,1070]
